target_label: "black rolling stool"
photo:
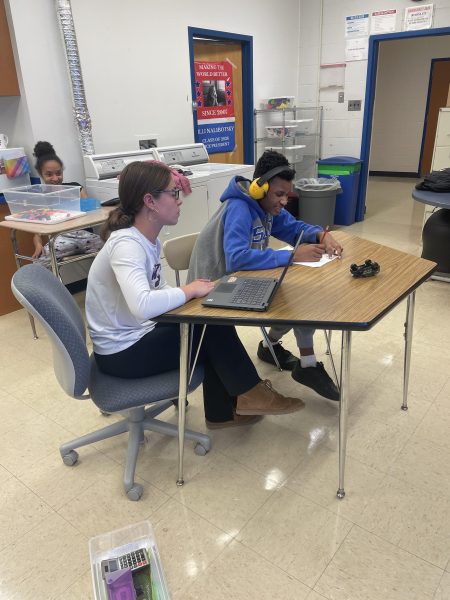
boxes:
[422,208,450,275]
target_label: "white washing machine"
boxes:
[84,144,254,285]
[156,143,254,216]
[84,148,162,203]
[84,148,210,285]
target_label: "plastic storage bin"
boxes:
[295,178,341,228]
[3,184,82,223]
[285,119,314,134]
[317,157,362,225]
[261,96,295,110]
[265,125,297,138]
[265,144,306,163]
[89,520,170,600]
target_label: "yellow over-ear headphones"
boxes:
[248,165,295,200]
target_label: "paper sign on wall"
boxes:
[345,37,369,62]
[404,4,434,31]
[370,9,397,34]
[194,60,234,120]
[194,60,235,154]
[196,120,236,154]
[345,13,369,37]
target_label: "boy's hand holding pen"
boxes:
[319,226,343,259]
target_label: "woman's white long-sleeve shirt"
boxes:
[85,227,186,355]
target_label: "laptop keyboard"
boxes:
[230,279,273,305]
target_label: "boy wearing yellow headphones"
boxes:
[188,150,342,401]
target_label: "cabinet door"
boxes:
[0,204,35,315]
[432,146,450,171]
[0,0,20,96]
[435,111,450,148]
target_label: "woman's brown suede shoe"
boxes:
[236,380,305,415]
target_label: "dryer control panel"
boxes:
[84,149,159,180]
[157,143,209,167]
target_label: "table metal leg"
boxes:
[177,322,190,486]
[260,327,282,371]
[324,330,340,388]
[402,291,415,411]
[337,330,352,500]
[325,330,332,354]
[189,325,206,385]
[48,236,63,282]
[10,229,38,339]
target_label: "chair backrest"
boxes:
[163,233,199,285]
[186,203,227,284]
[11,264,91,398]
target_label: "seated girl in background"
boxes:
[85,160,305,428]
[31,141,103,260]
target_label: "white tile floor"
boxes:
[1,177,450,599]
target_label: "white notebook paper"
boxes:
[279,246,339,267]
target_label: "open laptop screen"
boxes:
[274,229,305,290]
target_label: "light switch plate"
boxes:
[348,100,361,111]
[338,92,344,103]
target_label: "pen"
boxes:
[320,225,329,245]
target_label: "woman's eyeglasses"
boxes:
[155,188,181,199]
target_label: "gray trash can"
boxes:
[295,178,341,228]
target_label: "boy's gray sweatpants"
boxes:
[268,325,315,350]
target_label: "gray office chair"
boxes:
[11,263,210,501]
[164,234,339,384]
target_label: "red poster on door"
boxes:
[194,60,234,120]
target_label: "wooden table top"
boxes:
[156,232,437,331]
[0,206,114,235]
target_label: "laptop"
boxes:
[202,230,304,312]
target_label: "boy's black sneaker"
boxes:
[257,340,298,371]
[291,361,340,401]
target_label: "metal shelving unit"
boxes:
[254,106,322,178]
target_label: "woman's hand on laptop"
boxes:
[294,243,325,263]
[181,279,215,301]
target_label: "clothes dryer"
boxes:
[84,144,254,285]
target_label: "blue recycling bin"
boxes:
[317,156,362,225]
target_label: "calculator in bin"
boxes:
[101,547,150,579]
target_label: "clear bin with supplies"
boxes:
[3,183,82,223]
[261,96,295,110]
[265,125,297,138]
[89,520,170,600]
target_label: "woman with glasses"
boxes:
[85,161,304,428]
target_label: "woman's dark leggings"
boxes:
[94,323,260,422]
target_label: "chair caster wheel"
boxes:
[126,484,143,501]
[194,443,208,456]
[62,450,79,466]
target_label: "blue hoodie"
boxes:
[221,176,323,272]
